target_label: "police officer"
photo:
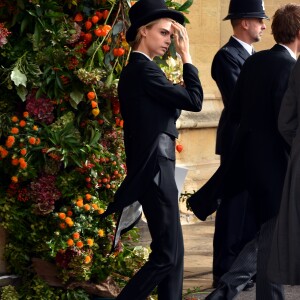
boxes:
[210,0,268,289]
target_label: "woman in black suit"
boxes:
[102,0,203,299]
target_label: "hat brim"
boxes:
[126,9,185,42]
[223,12,269,20]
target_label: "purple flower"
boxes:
[26,91,55,124]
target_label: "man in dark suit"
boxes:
[202,3,300,299]
[102,0,203,299]
[211,0,267,288]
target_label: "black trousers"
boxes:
[213,155,258,279]
[116,157,184,300]
[207,218,284,300]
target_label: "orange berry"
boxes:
[87,91,96,100]
[58,212,66,220]
[91,15,99,24]
[11,176,18,183]
[85,20,92,30]
[91,100,98,108]
[74,13,83,22]
[92,108,100,116]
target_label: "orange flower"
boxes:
[84,255,92,264]
[10,127,19,134]
[67,210,73,217]
[19,120,26,127]
[84,204,90,211]
[92,203,99,210]
[11,158,19,166]
[85,193,92,201]
[98,208,104,214]
[65,217,73,226]
[73,232,80,239]
[23,111,29,118]
[19,161,27,169]
[76,199,84,207]
[67,239,74,247]
[76,240,84,248]
[11,116,19,122]
[58,212,66,220]
[87,238,94,246]
[33,125,38,131]
[28,137,36,145]
[0,146,8,158]
[98,229,104,237]
[59,223,67,229]
[20,148,27,156]
[6,136,15,148]
[11,176,18,183]
[35,138,41,145]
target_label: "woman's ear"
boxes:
[140,26,147,37]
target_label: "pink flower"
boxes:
[0,23,11,47]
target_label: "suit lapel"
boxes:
[228,36,251,62]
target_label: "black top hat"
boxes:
[126,0,185,43]
[223,0,269,20]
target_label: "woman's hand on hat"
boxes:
[171,21,192,64]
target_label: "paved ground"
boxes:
[137,214,300,300]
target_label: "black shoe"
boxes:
[242,279,255,291]
[205,284,227,300]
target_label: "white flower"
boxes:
[10,67,27,87]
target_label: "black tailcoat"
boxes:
[189,44,295,225]
[103,52,203,217]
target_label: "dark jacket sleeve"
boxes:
[211,49,243,108]
[142,61,203,112]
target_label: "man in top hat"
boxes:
[102,0,203,299]
[210,0,267,289]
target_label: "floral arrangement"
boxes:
[0,0,193,299]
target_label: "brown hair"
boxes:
[272,3,300,44]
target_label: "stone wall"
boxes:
[177,0,300,212]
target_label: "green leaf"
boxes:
[112,21,124,35]
[178,0,193,11]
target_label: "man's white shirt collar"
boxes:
[279,44,297,60]
[232,36,254,55]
